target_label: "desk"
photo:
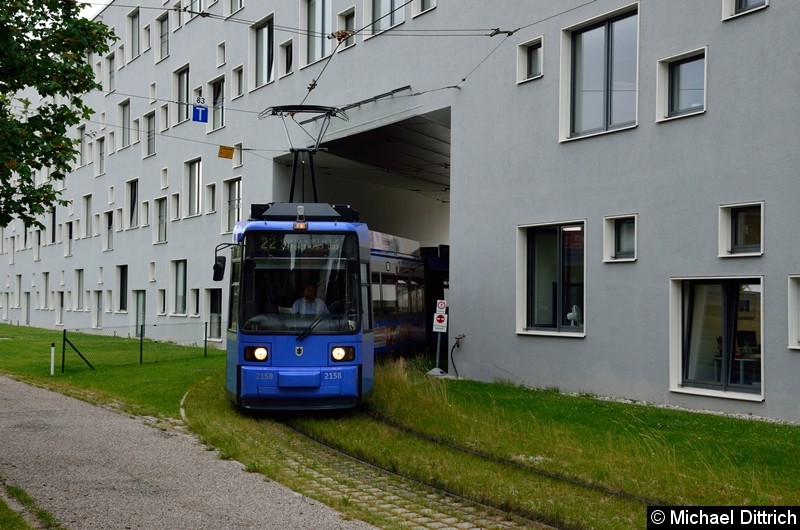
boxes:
[713,355,761,385]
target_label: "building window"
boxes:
[719,202,763,257]
[144,112,156,156]
[254,18,274,87]
[232,66,244,98]
[128,9,140,60]
[106,52,116,92]
[160,104,170,130]
[64,222,73,256]
[173,259,187,314]
[118,264,128,312]
[338,9,356,48]
[565,9,638,139]
[723,0,768,19]
[233,142,243,167]
[188,0,202,19]
[280,40,293,76]
[371,0,404,34]
[211,77,225,129]
[657,48,706,121]
[603,214,636,262]
[126,180,138,229]
[82,195,93,238]
[413,0,436,16]
[521,222,585,334]
[158,14,170,60]
[155,197,167,243]
[103,212,114,250]
[186,159,202,216]
[216,42,226,67]
[205,183,216,214]
[209,288,223,339]
[788,276,800,350]
[228,0,243,16]
[517,37,543,83]
[77,126,87,166]
[307,0,331,63]
[95,137,105,175]
[142,24,151,52]
[75,269,85,310]
[119,100,131,147]
[176,66,190,123]
[225,178,242,232]
[673,278,762,395]
[669,54,705,116]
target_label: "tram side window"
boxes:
[381,275,398,315]
[410,280,424,313]
[362,264,372,331]
[397,279,410,313]
[371,272,383,316]
[227,250,241,331]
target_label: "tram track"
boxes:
[280,415,557,530]
[260,414,556,530]
[280,408,657,530]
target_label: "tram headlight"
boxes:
[331,346,355,362]
[244,346,269,362]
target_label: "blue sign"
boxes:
[192,105,208,123]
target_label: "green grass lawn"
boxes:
[2,324,799,530]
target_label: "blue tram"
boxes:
[368,231,426,354]
[214,203,375,411]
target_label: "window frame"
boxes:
[185,158,202,217]
[517,36,543,84]
[252,15,275,88]
[338,7,356,50]
[224,177,242,232]
[718,201,764,258]
[119,100,131,148]
[722,0,768,20]
[172,259,187,315]
[559,4,639,141]
[175,66,190,124]
[603,214,637,262]
[210,76,225,130]
[305,0,331,64]
[128,8,141,61]
[367,0,405,37]
[144,112,156,157]
[517,220,586,337]
[668,276,764,401]
[656,47,707,122]
[157,14,170,61]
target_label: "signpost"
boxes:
[192,105,208,123]
[428,299,448,376]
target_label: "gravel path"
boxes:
[0,375,376,530]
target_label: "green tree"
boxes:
[0,0,116,228]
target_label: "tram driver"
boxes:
[292,282,330,316]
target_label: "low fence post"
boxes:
[139,324,144,364]
[204,321,208,358]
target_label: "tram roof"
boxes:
[249,202,360,222]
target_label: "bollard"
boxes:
[50,342,55,376]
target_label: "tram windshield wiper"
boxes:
[296,302,339,341]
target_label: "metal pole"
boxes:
[50,342,55,376]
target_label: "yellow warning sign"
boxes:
[218,145,235,159]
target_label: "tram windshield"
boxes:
[239,232,361,335]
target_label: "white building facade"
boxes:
[4,0,800,421]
